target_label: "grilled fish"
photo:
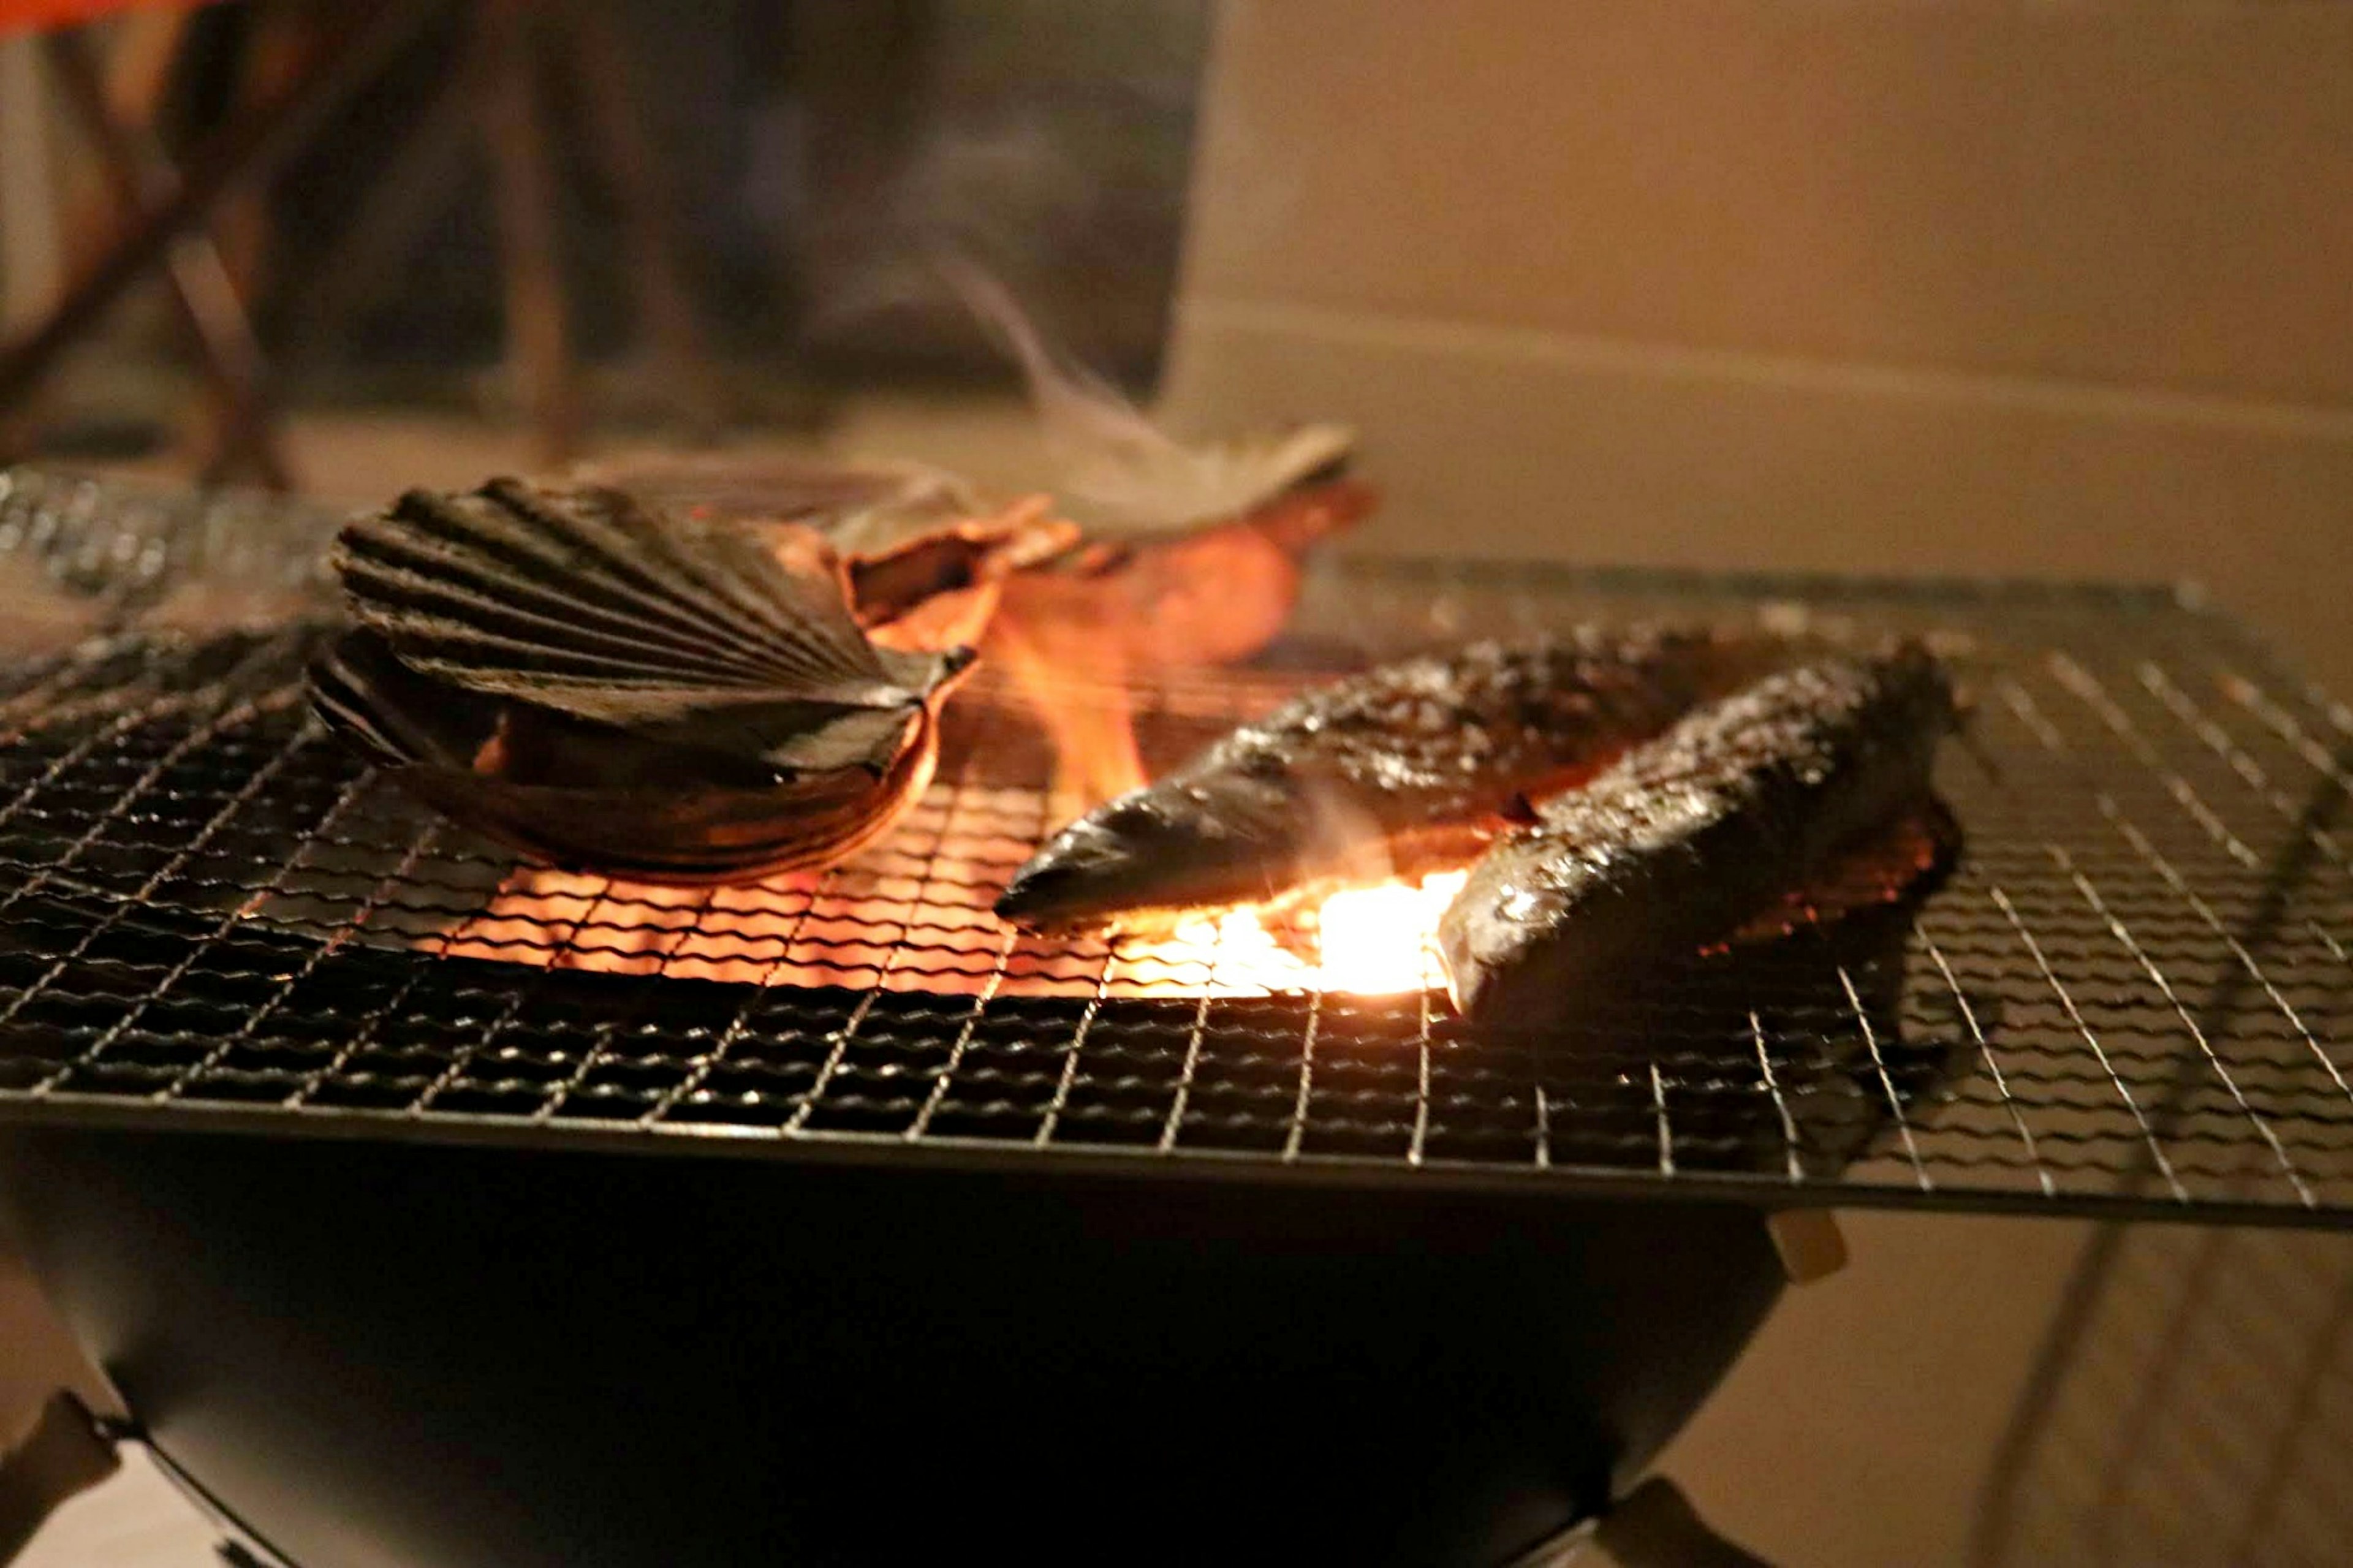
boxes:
[310,477,976,884]
[994,629,1784,931]
[1437,643,1957,1019]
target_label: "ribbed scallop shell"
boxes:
[311,479,977,883]
[1050,421,1357,537]
[568,455,1082,642]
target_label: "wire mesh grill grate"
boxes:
[2,470,2351,1225]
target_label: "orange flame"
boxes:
[1110,871,1469,997]
[982,478,1377,816]
[983,608,1148,818]
[444,859,1473,1001]
[435,469,1425,998]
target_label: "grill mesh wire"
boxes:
[2,469,2351,1224]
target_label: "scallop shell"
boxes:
[572,453,1082,640]
[311,478,977,883]
[1050,421,1358,538]
[567,453,984,556]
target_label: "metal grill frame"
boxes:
[2,491,2351,1229]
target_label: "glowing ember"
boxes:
[447,856,1472,1001]
[1110,904,1309,994]
[1314,871,1470,993]
[441,808,1952,1004]
[1111,870,1469,997]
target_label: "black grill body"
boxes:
[0,1127,1781,1568]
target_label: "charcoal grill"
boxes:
[0,468,2349,1566]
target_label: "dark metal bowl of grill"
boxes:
[2,469,2349,1566]
[0,1117,1786,1567]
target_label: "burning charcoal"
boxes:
[309,477,976,884]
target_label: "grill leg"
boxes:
[1503,1477,1775,1568]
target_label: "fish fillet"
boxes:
[995,627,1783,931]
[1437,643,1957,1019]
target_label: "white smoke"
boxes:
[936,257,1351,534]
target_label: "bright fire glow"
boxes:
[1314,870,1470,993]
[1112,870,1470,997]
[448,865,1472,999]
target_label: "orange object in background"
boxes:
[0,0,218,36]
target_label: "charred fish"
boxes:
[994,628,1782,931]
[1437,642,1957,1019]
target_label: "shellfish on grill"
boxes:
[580,426,1372,673]
[584,430,1374,811]
[571,453,1078,654]
[309,477,978,884]
[941,260,1374,670]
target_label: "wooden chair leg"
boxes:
[561,0,725,439]
[42,28,294,491]
[212,1,317,314]
[0,39,65,336]
[44,7,181,304]
[478,0,577,469]
[275,52,482,375]
[0,0,444,456]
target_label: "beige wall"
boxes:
[1162,0,2353,692]
[1663,1210,2353,1567]
[1165,7,2353,1563]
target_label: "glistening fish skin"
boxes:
[1437,643,1957,1020]
[993,628,1782,931]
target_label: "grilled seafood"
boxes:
[994,468,1373,670]
[988,468,1374,811]
[1438,643,1957,1019]
[585,439,1369,697]
[1533,800,1966,1176]
[995,629,1785,932]
[574,453,1078,651]
[592,438,1372,811]
[936,260,1374,702]
[942,255,1356,539]
[309,477,976,883]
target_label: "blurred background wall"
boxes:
[1161,0,2353,695]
